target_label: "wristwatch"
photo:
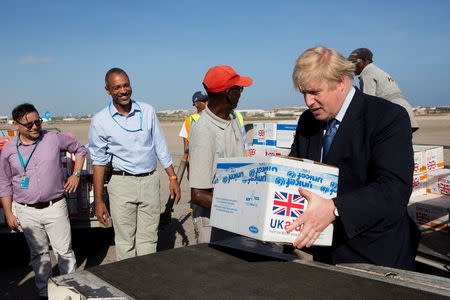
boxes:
[73,171,81,178]
[333,199,339,217]
[334,207,339,217]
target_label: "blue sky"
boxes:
[2,0,450,116]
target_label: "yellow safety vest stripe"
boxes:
[185,113,200,142]
[236,111,244,127]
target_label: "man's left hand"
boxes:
[169,180,181,204]
[286,188,336,248]
[64,175,80,193]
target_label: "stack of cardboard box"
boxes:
[409,145,449,234]
[249,121,297,157]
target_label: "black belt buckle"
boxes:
[32,196,63,209]
[34,202,49,209]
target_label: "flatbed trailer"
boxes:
[49,237,450,299]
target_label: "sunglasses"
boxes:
[16,118,43,129]
[226,86,244,93]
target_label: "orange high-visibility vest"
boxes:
[184,113,200,142]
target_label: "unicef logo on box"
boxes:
[248,226,259,234]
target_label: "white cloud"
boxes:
[19,56,53,65]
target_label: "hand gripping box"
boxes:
[210,156,338,246]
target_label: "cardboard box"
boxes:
[265,147,291,157]
[413,150,425,175]
[210,156,338,246]
[252,123,265,146]
[413,145,444,172]
[276,122,297,149]
[408,194,450,233]
[250,146,289,158]
[427,168,450,196]
[264,123,277,147]
[412,173,427,197]
[252,123,276,147]
[249,145,266,157]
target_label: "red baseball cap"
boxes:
[203,65,253,93]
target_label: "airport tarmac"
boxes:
[1,115,449,299]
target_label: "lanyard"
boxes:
[16,135,41,173]
[109,100,143,132]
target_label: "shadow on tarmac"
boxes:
[157,212,191,251]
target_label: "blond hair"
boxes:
[293,46,354,90]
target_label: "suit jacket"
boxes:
[290,88,420,270]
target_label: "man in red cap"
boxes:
[189,65,252,243]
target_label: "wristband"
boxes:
[169,175,177,181]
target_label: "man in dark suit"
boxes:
[286,46,420,270]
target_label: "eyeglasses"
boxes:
[226,86,244,93]
[16,118,43,129]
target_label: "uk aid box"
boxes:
[276,121,297,149]
[413,145,444,172]
[210,156,338,246]
[408,194,450,234]
[252,122,277,147]
[426,168,450,196]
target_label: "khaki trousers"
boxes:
[107,172,160,261]
[14,199,76,297]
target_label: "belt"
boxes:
[111,169,155,177]
[18,196,65,209]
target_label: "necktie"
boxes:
[322,118,339,163]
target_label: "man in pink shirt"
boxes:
[0,103,87,299]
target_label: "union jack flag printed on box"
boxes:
[273,191,305,218]
[427,169,450,196]
[413,145,444,173]
[211,156,338,246]
[415,206,430,225]
[408,194,449,233]
[438,178,450,196]
[412,173,427,196]
[427,160,437,171]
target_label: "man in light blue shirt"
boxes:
[89,68,180,261]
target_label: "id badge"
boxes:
[20,176,29,189]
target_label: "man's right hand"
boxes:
[5,212,20,233]
[95,201,110,227]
